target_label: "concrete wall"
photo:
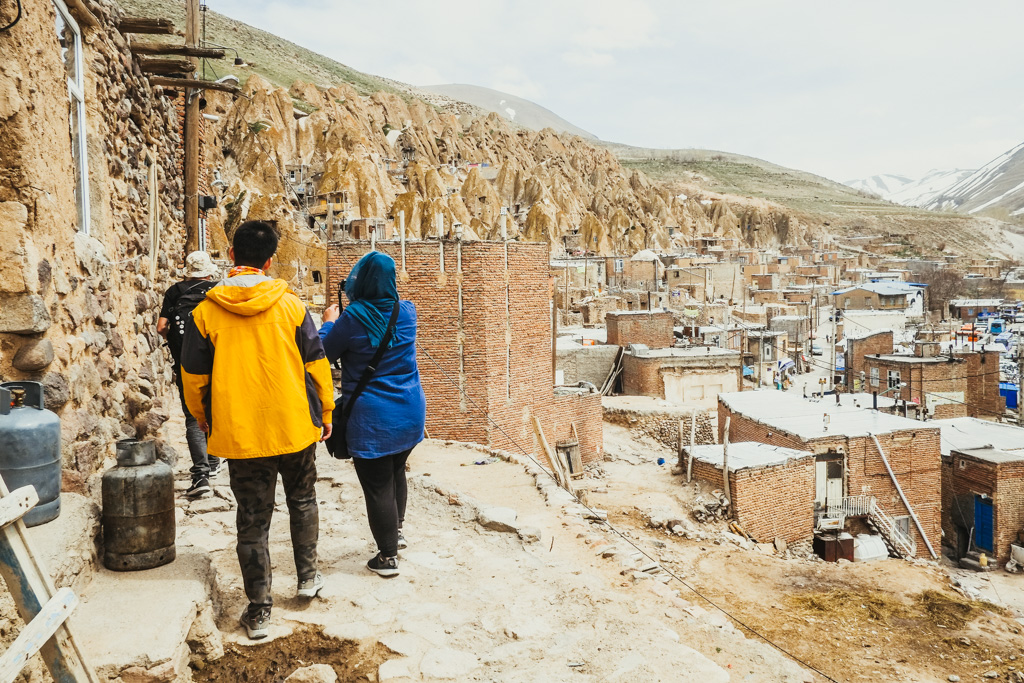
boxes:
[557,344,619,387]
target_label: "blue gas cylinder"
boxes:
[0,382,62,526]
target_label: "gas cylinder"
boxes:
[102,439,175,571]
[0,382,62,527]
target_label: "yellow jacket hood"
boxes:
[205,278,289,316]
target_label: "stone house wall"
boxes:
[603,406,715,450]
[0,0,188,491]
[328,240,603,463]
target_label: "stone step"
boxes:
[959,555,999,572]
[72,549,220,681]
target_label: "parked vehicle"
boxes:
[811,343,824,356]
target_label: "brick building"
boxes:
[844,330,895,392]
[858,343,1000,420]
[718,391,942,558]
[833,282,922,312]
[688,443,815,543]
[327,239,603,463]
[622,347,741,410]
[606,310,674,349]
[937,418,1024,563]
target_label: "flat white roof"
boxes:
[719,390,932,440]
[689,442,812,471]
[634,347,738,359]
[955,447,1024,465]
[933,417,1024,456]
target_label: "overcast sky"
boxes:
[213,0,1024,183]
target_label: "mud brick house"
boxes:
[936,418,1024,563]
[622,347,741,410]
[949,298,1004,322]
[688,442,815,543]
[858,342,1001,420]
[605,310,674,349]
[327,239,603,462]
[718,391,942,558]
[833,282,924,313]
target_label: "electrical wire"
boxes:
[413,340,842,683]
[0,0,21,32]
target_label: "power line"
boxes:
[413,340,842,683]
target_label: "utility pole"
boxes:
[183,0,201,253]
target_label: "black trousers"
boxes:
[227,444,319,610]
[352,449,411,557]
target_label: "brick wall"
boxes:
[719,401,942,557]
[328,239,603,463]
[962,351,1003,419]
[606,311,674,349]
[621,354,665,397]
[844,330,893,391]
[692,456,816,543]
[943,452,1024,562]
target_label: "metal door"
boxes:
[974,496,994,552]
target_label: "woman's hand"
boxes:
[322,304,340,324]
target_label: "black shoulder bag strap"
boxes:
[340,301,401,422]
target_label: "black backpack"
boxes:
[166,281,217,364]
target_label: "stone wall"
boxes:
[603,404,715,450]
[0,0,187,491]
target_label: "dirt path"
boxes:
[174,437,808,682]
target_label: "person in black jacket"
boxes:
[157,251,221,498]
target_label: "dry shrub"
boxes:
[790,589,909,624]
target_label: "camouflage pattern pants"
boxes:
[227,443,319,610]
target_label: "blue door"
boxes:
[975,496,994,552]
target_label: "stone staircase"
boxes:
[958,549,999,572]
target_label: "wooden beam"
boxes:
[0,588,78,681]
[0,476,99,682]
[63,0,99,28]
[0,486,39,529]
[130,41,225,58]
[148,76,240,94]
[184,0,201,253]
[139,57,196,75]
[118,17,176,34]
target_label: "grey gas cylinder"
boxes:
[102,439,176,571]
[0,382,62,527]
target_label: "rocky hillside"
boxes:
[200,76,830,267]
[923,141,1024,218]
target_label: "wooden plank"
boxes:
[118,17,175,34]
[139,57,195,75]
[130,41,225,58]
[532,416,568,490]
[184,0,200,253]
[0,588,78,681]
[147,76,240,94]
[63,0,99,28]
[0,476,99,682]
[0,486,39,529]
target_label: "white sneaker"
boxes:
[297,572,325,598]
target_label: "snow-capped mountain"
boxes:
[887,169,976,207]
[844,174,913,198]
[922,142,1024,216]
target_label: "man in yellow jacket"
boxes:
[181,221,334,640]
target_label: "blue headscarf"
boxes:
[345,251,399,348]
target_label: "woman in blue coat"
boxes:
[320,252,426,577]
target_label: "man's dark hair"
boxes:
[232,221,279,267]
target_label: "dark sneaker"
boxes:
[367,553,399,577]
[208,460,224,478]
[239,607,270,640]
[297,572,324,598]
[185,477,211,499]
[397,530,408,550]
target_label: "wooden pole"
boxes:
[183,0,201,253]
[686,409,697,482]
[722,416,732,508]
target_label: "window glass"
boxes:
[54,0,89,234]
[54,9,77,85]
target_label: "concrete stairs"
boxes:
[958,549,999,572]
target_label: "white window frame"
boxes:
[870,367,879,388]
[54,0,90,235]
